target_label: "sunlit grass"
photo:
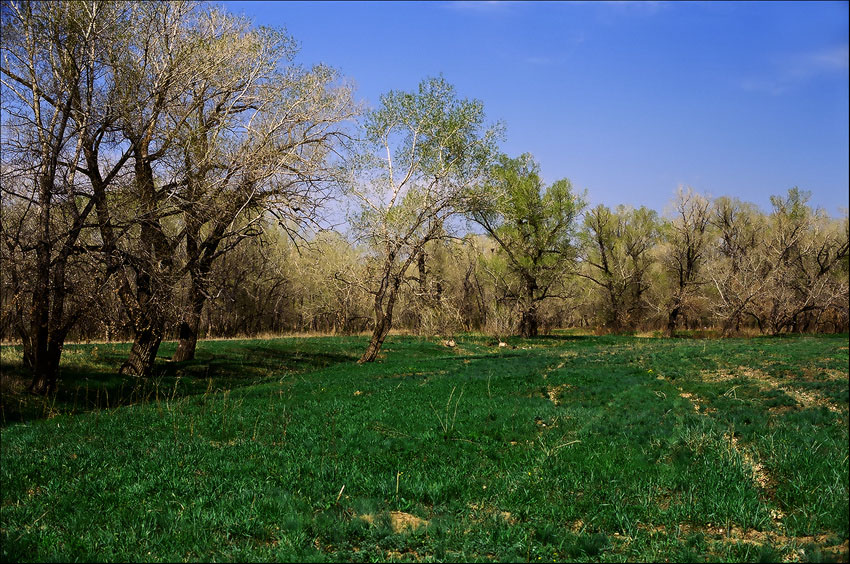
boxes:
[1,333,847,562]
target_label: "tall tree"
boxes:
[346,76,501,362]
[168,10,355,361]
[579,204,659,331]
[471,153,584,337]
[659,187,711,336]
[76,2,354,376]
[1,0,130,393]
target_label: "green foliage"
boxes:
[469,153,586,335]
[350,75,503,248]
[474,153,584,271]
[1,333,847,562]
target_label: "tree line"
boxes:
[2,1,848,394]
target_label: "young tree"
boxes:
[471,153,584,337]
[346,76,501,362]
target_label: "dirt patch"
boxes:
[357,511,429,533]
[798,368,849,382]
[546,384,570,406]
[679,391,701,412]
[566,519,584,533]
[783,388,842,414]
[768,405,796,415]
[726,433,774,492]
[676,389,716,414]
[390,511,428,533]
[701,366,844,413]
[468,502,517,525]
[701,366,769,384]
[358,513,375,525]
[385,549,423,561]
[635,523,847,560]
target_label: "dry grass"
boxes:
[700,366,847,413]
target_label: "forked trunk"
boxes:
[359,314,392,363]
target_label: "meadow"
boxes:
[1,332,848,562]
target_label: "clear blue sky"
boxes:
[224,0,849,216]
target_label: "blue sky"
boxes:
[224,0,849,216]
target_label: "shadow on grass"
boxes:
[0,339,359,427]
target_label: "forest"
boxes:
[2,1,848,395]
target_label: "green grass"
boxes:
[1,333,848,562]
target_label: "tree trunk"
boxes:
[519,276,539,338]
[360,312,393,363]
[120,325,163,378]
[666,305,680,337]
[359,276,400,363]
[172,282,206,362]
[27,335,64,395]
[519,305,538,338]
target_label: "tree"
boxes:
[747,189,849,334]
[167,10,355,361]
[579,204,659,331]
[345,76,501,362]
[471,153,584,337]
[658,187,711,336]
[706,196,771,335]
[76,3,354,376]
[1,0,131,393]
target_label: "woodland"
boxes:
[1,1,848,395]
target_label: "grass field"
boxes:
[1,332,848,562]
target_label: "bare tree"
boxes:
[1,0,131,393]
[746,189,849,334]
[167,10,355,361]
[579,204,659,331]
[659,187,711,336]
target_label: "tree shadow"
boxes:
[0,339,358,426]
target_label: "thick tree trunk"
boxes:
[519,305,538,338]
[172,282,206,362]
[518,277,539,338]
[172,315,200,362]
[120,325,164,378]
[114,152,171,378]
[666,305,680,337]
[27,336,63,395]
